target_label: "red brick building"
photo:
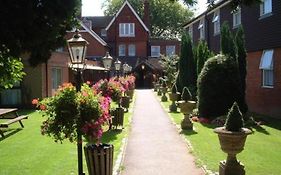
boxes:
[183,0,281,118]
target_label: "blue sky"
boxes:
[81,0,208,17]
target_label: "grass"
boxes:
[0,100,134,175]
[156,92,281,175]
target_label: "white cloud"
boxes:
[191,0,209,16]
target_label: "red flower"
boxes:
[39,104,46,111]
[31,98,39,105]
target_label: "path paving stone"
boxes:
[121,90,204,175]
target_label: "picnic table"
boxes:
[0,108,28,137]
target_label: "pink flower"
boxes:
[31,98,39,105]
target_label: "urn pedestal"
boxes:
[178,101,196,130]
[214,127,252,175]
[168,93,180,112]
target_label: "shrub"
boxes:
[225,102,244,132]
[197,54,242,119]
[171,83,178,93]
[181,87,192,101]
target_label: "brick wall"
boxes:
[246,48,281,118]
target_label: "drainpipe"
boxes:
[45,61,48,97]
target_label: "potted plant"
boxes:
[168,83,180,112]
[161,80,168,102]
[120,95,130,112]
[178,87,196,130]
[214,102,252,175]
[35,83,114,175]
[125,75,135,100]
[110,107,125,130]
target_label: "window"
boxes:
[198,19,205,39]
[128,44,136,56]
[119,23,135,37]
[188,26,193,42]
[119,44,126,56]
[166,45,176,56]
[52,68,62,91]
[56,47,64,52]
[151,46,160,57]
[260,0,272,16]
[259,50,274,87]
[212,10,220,35]
[233,8,241,27]
[101,29,107,37]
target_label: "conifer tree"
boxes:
[221,22,237,60]
[196,41,213,78]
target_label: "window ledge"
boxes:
[119,35,135,37]
[262,85,274,89]
[233,24,241,29]
[213,32,220,36]
[259,12,273,20]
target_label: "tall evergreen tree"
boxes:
[196,41,213,78]
[221,22,237,60]
[175,33,196,94]
[235,26,248,113]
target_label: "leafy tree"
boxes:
[196,40,213,78]
[0,47,25,89]
[221,22,237,60]
[0,0,80,66]
[176,33,196,94]
[160,55,179,87]
[103,0,193,38]
[235,26,248,113]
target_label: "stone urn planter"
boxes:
[178,100,196,130]
[161,87,168,102]
[214,127,252,175]
[121,96,130,112]
[214,102,252,175]
[168,92,180,112]
[153,82,158,92]
[157,87,162,96]
[84,143,114,175]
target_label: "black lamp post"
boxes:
[114,58,121,78]
[67,29,88,175]
[102,52,113,79]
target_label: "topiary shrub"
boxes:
[197,54,242,119]
[181,87,192,102]
[171,83,178,93]
[225,102,244,132]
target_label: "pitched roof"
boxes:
[105,1,149,32]
[82,16,114,28]
[80,22,108,46]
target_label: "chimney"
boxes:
[143,0,150,31]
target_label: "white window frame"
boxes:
[166,45,176,56]
[101,29,107,37]
[51,67,62,91]
[259,50,274,88]
[188,26,193,42]
[151,46,160,57]
[233,8,241,28]
[198,19,205,40]
[128,44,136,56]
[260,0,272,16]
[119,44,126,56]
[119,23,135,37]
[212,10,220,35]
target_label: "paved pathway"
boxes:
[121,90,204,175]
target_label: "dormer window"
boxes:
[119,23,135,37]
[233,8,241,28]
[212,10,220,35]
[198,19,205,40]
[101,29,107,37]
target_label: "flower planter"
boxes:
[178,101,196,130]
[161,87,168,102]
[214,127,252,175]
[126,89,134,100]
[111,107,124,129]
[121,96,130,112]
[168,93,180,112]
[84,143,114,175]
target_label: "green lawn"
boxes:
[0,101,133,175]
[157,93,281,175]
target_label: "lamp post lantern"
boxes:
[102,52,113,79]
[67,29,88,175]
[114,58,121,78]
[123,62,129,76]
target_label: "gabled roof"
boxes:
[82,16,114,28]
[105,1,149,32]
[80,22,108,47]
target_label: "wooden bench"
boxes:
[0,108,28,137]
